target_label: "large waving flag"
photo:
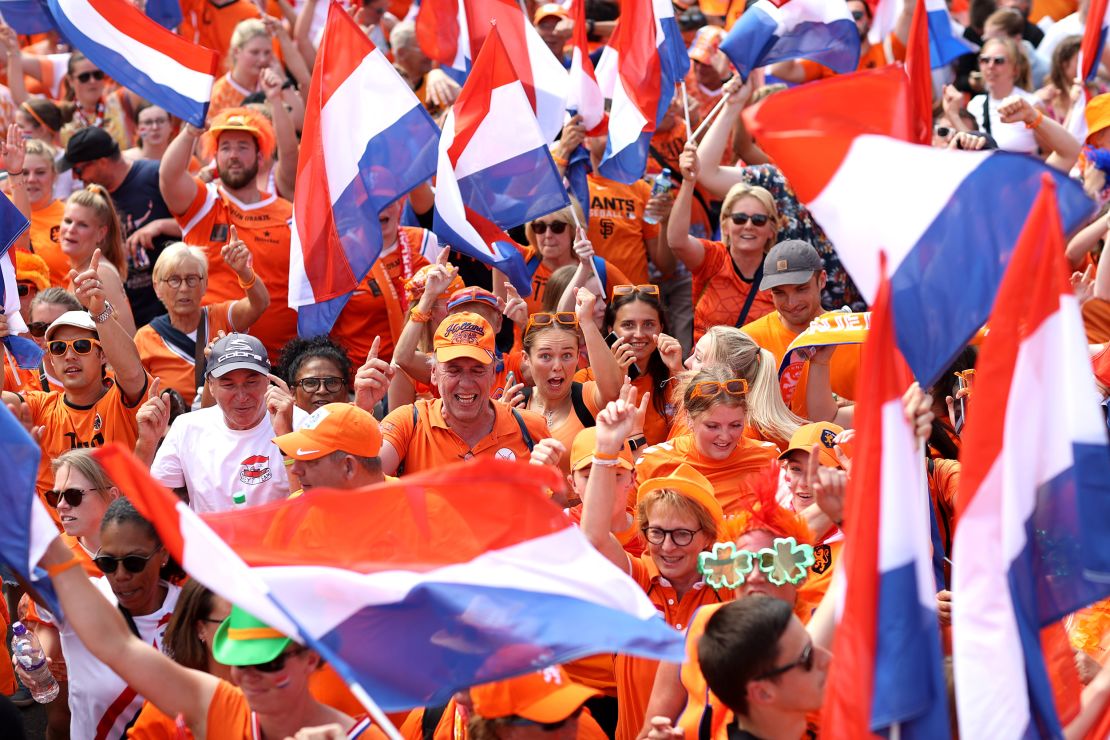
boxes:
[719,0,860,81]
[923,0,975,67]
[951,176,1110,739]
[433,24,569,295]
[0,405,61,616]
[567,0,604,133]
[1,196,44,369]
[288,2,440,338]
[46,0,218,126]
[95,445,686,711]
[744,67,1095,386]
[1068,0,1110,141]
[821,256,950,739]
[0,0,59,34]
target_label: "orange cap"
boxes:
[637,463,724,529]
[272,403,382,460]
[1087,93,1110,143]
[434,311,496,364]
[778,422,844,469]
[471,666,599,722]
[15,250,49,292]
[404,264,466,306]
[687,25,725,65]
[533,2,569,23]
[570,428,634,471]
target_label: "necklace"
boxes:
[75,99,105,129]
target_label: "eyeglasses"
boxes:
[93,546,163,575]
[17,283,33,297]
[689,378,749,400]
[525,311,578,333]
[138,117,169,127]
[728,212,770,227]
[755,641,814,680]
[74,70,106,84]
[244,647,306,673]
[161,274,203,289]
[531,220,569,235]
[294,376,345,393]
[642,526,702,547]
[501,709,583,731]
[850,9,865,19]
[48,337,101,357]
[934,125,952,138]
[978,55,1008,66]
[27,321,49,338]
[45,487,101,508]
[612,284,660,298]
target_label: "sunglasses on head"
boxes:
[531,220,569,235]
[48,337,100,356]
[612,284,660,298]
[689,378,749,400]
[93,545,163,575]
[756,641,815,680]
[978,55,1008,66]
[45,487,100,508]
[27,321,49,338]
[729,212,770,227]
[525,311,578,333]
[75,70,106,84]
[244,646,305,673]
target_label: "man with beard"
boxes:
[159,107,296,360]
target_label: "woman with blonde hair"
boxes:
[60,186,135,334]
[667,147,780,341]
[208,19,274,121]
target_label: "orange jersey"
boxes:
[691,240,775,343]
[741,310,861,419]
[134,301,238,404]
[176,179,296,361]
[636,434,780,515]
[527,381,603,476]
[522,247,630,315]
[29,199,67,286]
[646,122,715,242]
[586,174,660,286]
[204,679,381,740]
[177,0,262,69]
[574,370,674,444]
[207,74,256,123]
[381,399,550,475]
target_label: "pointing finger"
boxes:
[267,374,291,394]
[368,335,380,362]
[148,377,161,400]
[229,224,238,244]
[90,249,102,273]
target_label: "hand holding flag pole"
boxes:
[568,207,603,288]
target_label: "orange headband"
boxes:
[20,102,52,132]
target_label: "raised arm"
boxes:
[577,287,621,406]
[998,97,1081,170]
[695,78,751,197]
[666,141,708,272]
[2,124,30,251]
[261,68,300,199]
[160,125,202,216]
[0,27,27,106]
[222,227,270,330]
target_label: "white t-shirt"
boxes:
[152,406,308,513]
[969,88,1041,154]
[43,578,180,740]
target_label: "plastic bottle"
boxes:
[233,491,247,506]
[11,622,59,703]
[643,168,674,225]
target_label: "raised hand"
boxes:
[502,281,527,326]
[221,226,254,282]
[655,332,684,374]
[136,377,171,443]
[610,336,637,372]
[69,249,106,315]
[265,374,295,435]
[594,383,643,453]
[353,335,395,412]
[1,122,25,175]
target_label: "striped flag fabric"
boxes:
[0,193,43,369]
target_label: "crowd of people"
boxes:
[2,0,1110,737]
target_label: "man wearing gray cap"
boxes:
[147,332,306,513]
[741,240,860,420]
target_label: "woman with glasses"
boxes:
[18,498,183,740]
[59,52,132,150]
[958,37,1043,154]
[134,241,269,404]
[668,145,778,343]
[123,103,177,163]
[47,449,122,573]
[277,335,353,414]
[516,289,621,474]
[580,386,729,740]
[521,200,628,315]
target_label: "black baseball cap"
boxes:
[206,333,271,378]
[760,240,824,291]
[57,127,119,173]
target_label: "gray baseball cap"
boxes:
[760,240,823,291]
[206,333,270,378]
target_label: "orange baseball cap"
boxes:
[272,403,382,460]
[471,666,600,722]
[687,25,725,65]
[570,428,634,471]
[778,422,845,469]
[404,264,466,306]
[533,3,569,24]
[637,463,723,529]
[1087,93,1110,143]
[434,311,496,365]
[15,250,49,292]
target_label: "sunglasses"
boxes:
[756,641,814,680]
[729,212,770,227]
[27,321,49,338]
[698,537,815,588]
[75,70,106,83]
[525,311,578,333]
[17,283,33,297]
[48,337,101,357]
[612,284,660,298]
[502,709,583,731]
[531,220,569,235]
[851,8,865,19]
[93,545,163,575]
[45,487,101,508]
[978,55,1008,66]
[689,378,749,400]
[295,376,345,394]
[642,526,702,547]
[245,646,305,673]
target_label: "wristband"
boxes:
[92,300,114,324]
[7,169,22,176]
[45,557,81,577]
[410,307,432,323]
[590,457,621,467]
[238,271,257,290]
[552,153,569,167]
[1025,109,1044,130]
[593,449,620,461]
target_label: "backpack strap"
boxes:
[421,705,448,740]
[396,404,420,478]
[570,382,595,428]
[510,408,536,452]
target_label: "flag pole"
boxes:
[690,90,732,143]
[679,81,692,134]
[569,206,604,290]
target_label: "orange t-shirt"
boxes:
[615,555,728,740]
[175,179,296,361]
[203,679,381,740]
[635,434,780,516]
[134,301,238,404]
[586,174,660,287]
[574,370,674,445]
[380,399,550,475]
[29,199,67,286]
[691,240,775,343]
[177,0,262,69]
[207,73,255,123]
[801,34,907,81]
[741,311,861,419]
[646,121,715,243]
[529,381,602,475]
[522,247,630,315]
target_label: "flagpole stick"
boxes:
[569,206,603,289]
[349,683,405,740]
[679,81,692,134]
[690,90,732,143]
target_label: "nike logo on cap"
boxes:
[296,448,320,456]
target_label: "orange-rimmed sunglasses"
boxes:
[689,378,749,400]
[612,284,660,298]
[525,312,578,333]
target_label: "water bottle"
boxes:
[644,168,674,225]
[11,622,59,703]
